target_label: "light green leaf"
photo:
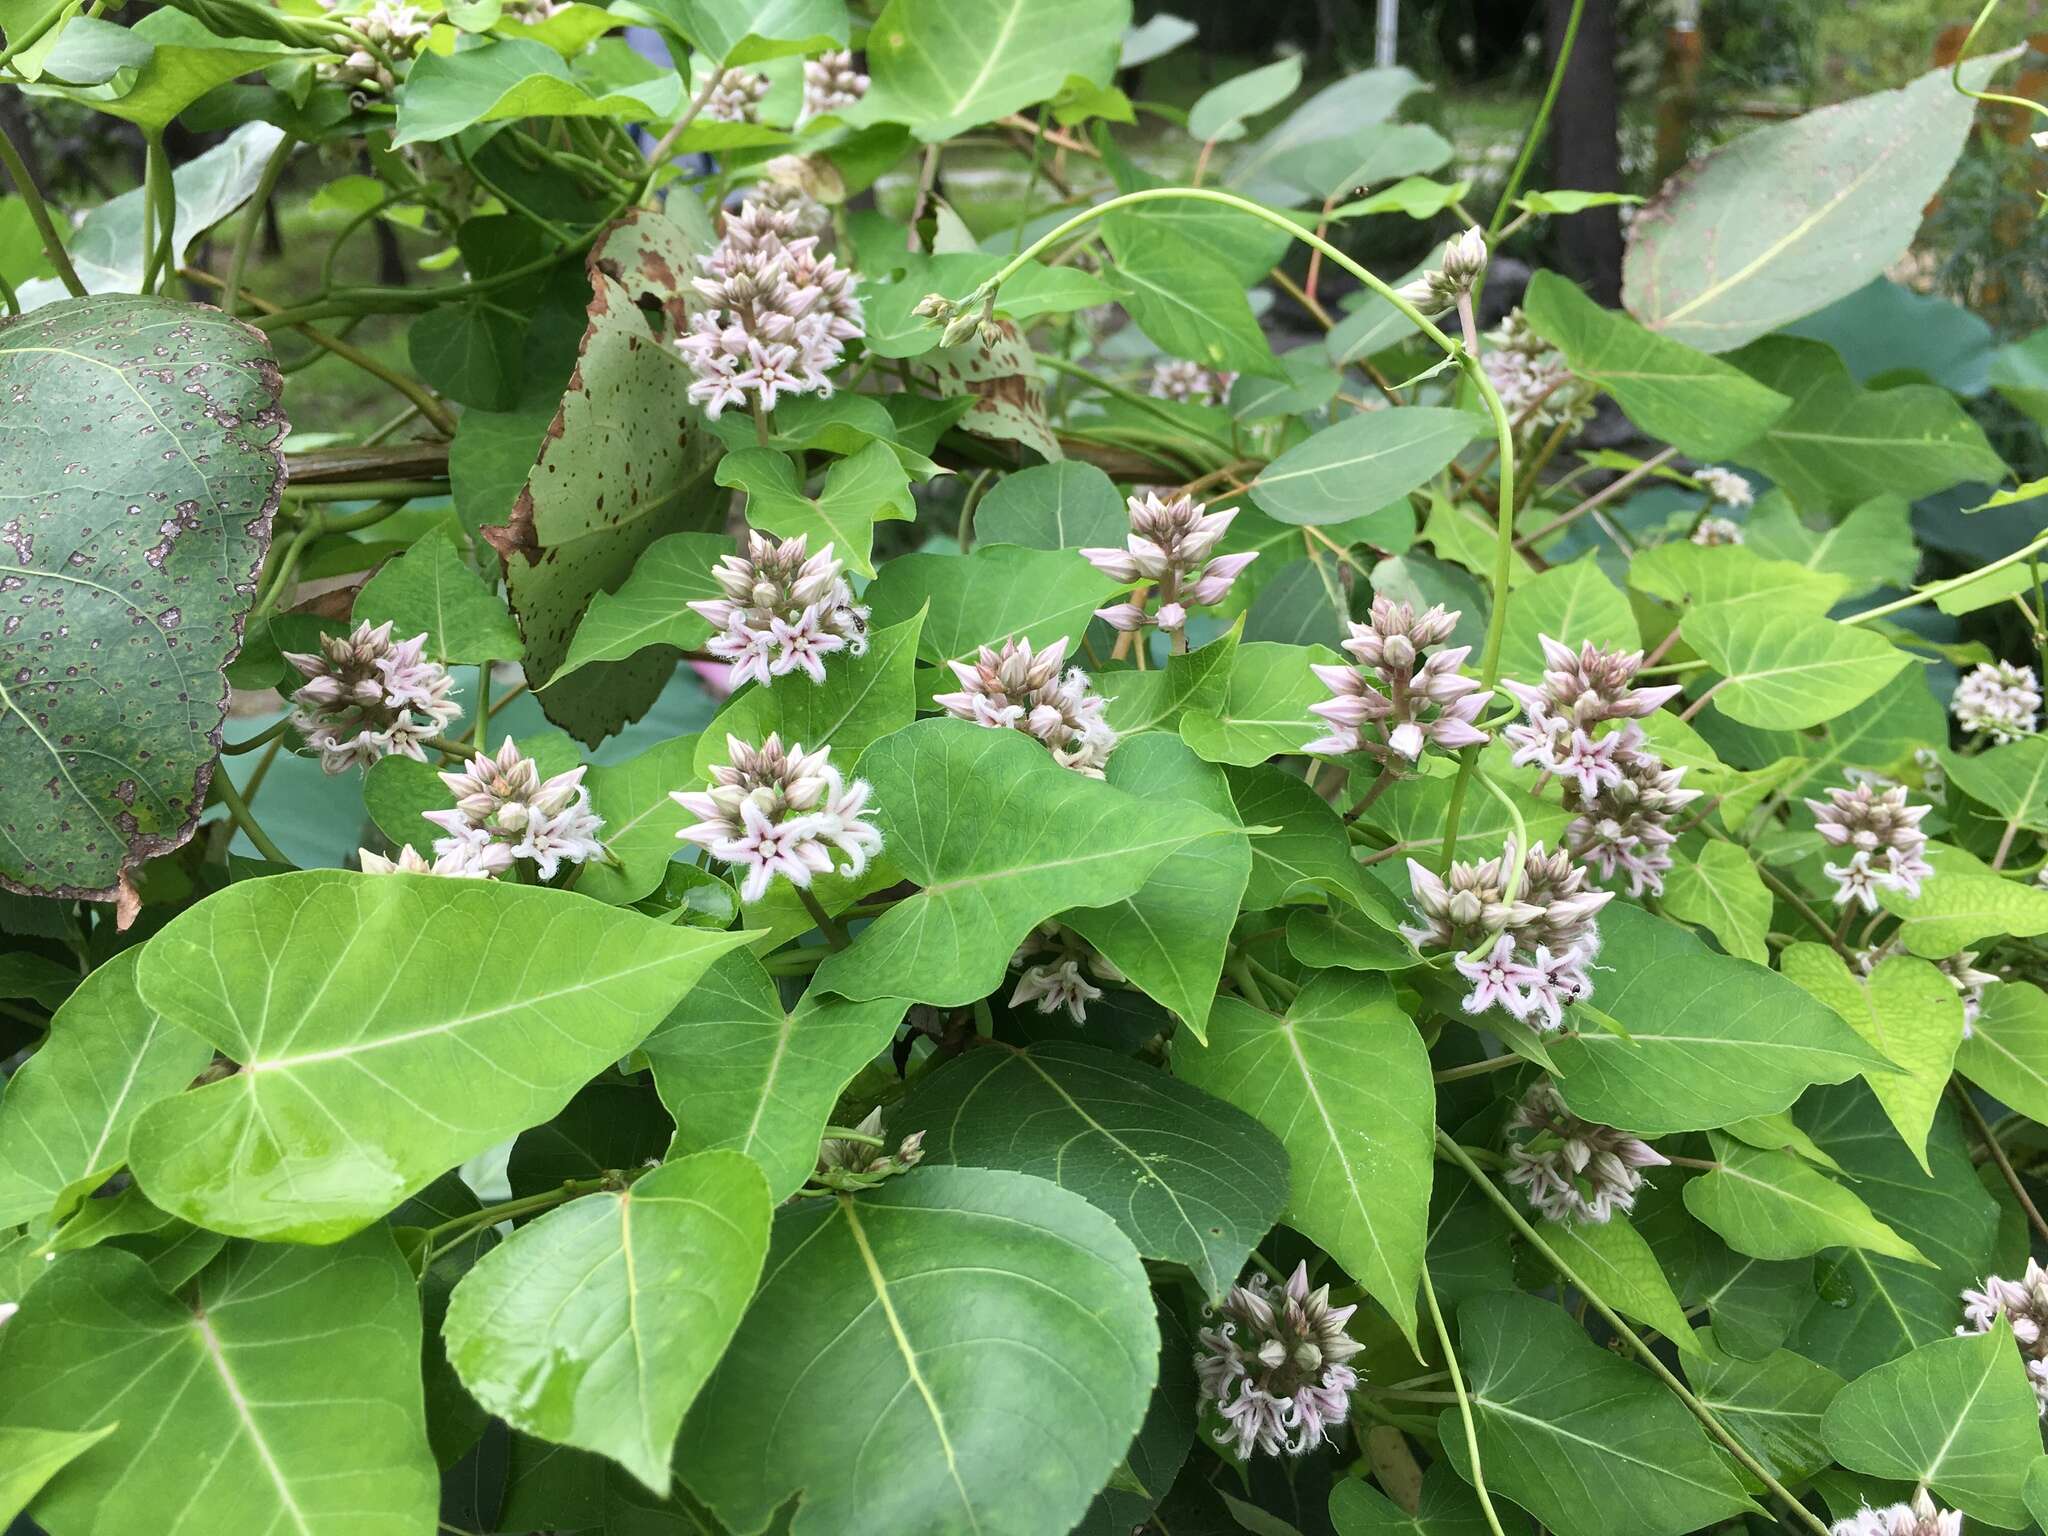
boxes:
[866,543,1122,668]
[126,871,752,1241]
[354,520,524,665]
[574,733,702,906]
[1548,906,1887,1134]
[1176,971,1433,1341]
[1230,351,1344,421]
[1726,336,2006,508]
[715,441,912,579]
[654,0,845,63]
[1662,841,1772,964]
[1180,641,1343,764]
[394,37,684,146]
[1441,1291,1755,1536]
[1495,558,1638,687]
[553,530,729,680]
[1102,222,1281,380]
[1627,541,1850,616]
[0,949,210,1230]
[1622,58,2008,351]
[972,461,1128,550]
[1822,1322,2040,1527]
[896,1040,1288,1298]
[812,719,1222,1007]
[1688,607,1912,730]
[444,1151,772,1494]
[1250,407,1485,526]
[1287,123,1455,203]
[1877,842,2048,957]
[1944,734,2048,833]
[0,1234,439,1534]
[1958,979,2048,1126]
[1286,902,1420,972]
[1227,66,1425,202]
[855,0,1129,141]
[0,295,284,900]
[1681,1328,1844,1485]
[692,610,923,779]
[679,1165,1158,1536]
[1329,176,1473,222]
[1745,493,1919,601]
[1522,270,1789,458]
[1063,734,1250,1038]
[1519,189,1643,215]
[1187,55,1300,143]
[1098,624,1237,735]
[1780,945,1962,1173]
[643,951,910,1201]
[0,1424,118,1528]
[1536,1213,1698,1352]
[1684,1133,1926,1264]
[31,9,306,131]
[1228,761,1392,918]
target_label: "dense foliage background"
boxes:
[7,2,2048,1535]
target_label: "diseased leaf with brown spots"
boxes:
[910,318,1060,461]
[483,205,724,745]
[0,295,285,901]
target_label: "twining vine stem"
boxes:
[1420,1264,1511,1536]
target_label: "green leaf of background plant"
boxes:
[1250,407,1484,526]
[1441,1291,1756,1536]
[1627,540,1850,617]
[972,460,1128,550]
[1176,970,1433,1341]
[1661,840,1772,964]
[678,1165,1158,1536]
[553,530,729,681]
[715,441,912,579]
[653,0,845,64]
[1822,1321,2040,1527]
[127,871,752,1241]
[1187,54,1301,143]
[1180,641,1344,764]
[574,732,702,906]
[867,543,1123,671]
[443,1150,772,1494]
[393,37,685,146]
[1102,221,1283,380]
[1494,558,1638,687]
[354,520,524,665]
[1958,980,2048,1126]
[0,294,284,901]
[1688,607,1912,730]
[1745,493,1919,600]
[812,720,1224,1007]
[1684,1132,1926,1264]
[0,1424,118,1529]
[0,1234,439,1535]
[1680,1328,1844,1485]
[896,1040,1289,1297]
[1876,842,2048,957]
[1535,1213,1698,1352]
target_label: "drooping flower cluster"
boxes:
[934,636,1117,776]
[1504,1080,1667,1225]
[1556,731,1701,898]
[1082,490,1257,636]
[1008,924,1124,1022]
[1960,1256,2048,1414]
[285,620,462,775]
[1690,515,1744,546]
[688,531,870,687]
[676,199,863,420]
[1808,781,1933,911]
[1954,660,2042,743]
[673,734,882,903]
[1502,634,1681,796]
[801,49,868,119]
[1149,358,1237,406]
[320,0,429,91]
[422,737,607,881]
[1694,466,1754,508]
[1195,1261,1362,1459]
[1304,599,1488,764]
[1405,841,1611,1031]
[357,842,496,879]
[703,68,768,123]
[1395,225,1487,313]
[1830,1492,1963,1536]
[1481,309,1596,435]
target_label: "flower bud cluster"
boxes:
[744,155,841,240]
[1690,515,1744,546]
[676,200,863,420]
[1694,466,1753,508]
[673,734,882,903]
[422,737,607,881]
[1954,660,2041,743]
[1807,781,1933,911]
[285,620,462,775]
[933,636,1117,777]
[1195,1261,1362,1459]
[1480,309,1595,435]
[688,530,870,688]
[1503,1079,1667,1226]
[1395,225,1486,312]
[1502,634,1681,797]
[703,68,768,123]
[1149,358,1237,406]
[1959,1256,2048,1415]
[811,1108,924,1193]
[1008,923,1124,1023]
[801,49,868,119]
[1830,1491,1962,1536]
[319,0,429,92]
[1082,490,1257,636]
[1304,599,1488,764]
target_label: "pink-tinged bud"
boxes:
[1156,601,1188,632]
[1094,602,1149,632]
[1078,546,1142,582]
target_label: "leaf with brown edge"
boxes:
[0,294,286,901]
[483,205,723,746]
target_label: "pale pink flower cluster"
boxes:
[1831,1492,1963,1536]
[934,635,1116,777]
[1694,466,1753,508]
[1305,598,1488,764]
[673,734,881,903]
[423,737,606,881]
[1502,634,1681,798]
[801,50,867,119]
[1808,781,1933,911]
[1690,515,1744,546]
[1008,924,1124,1022]
[676,200,863,420]
[320,0,428,90]
[1959,1255,2048,1414]
[1481,309,1594,434]
[1504,1080,1667,1225]
[1406,841,1610,1031]
[1552,728,1700,898]
[285,620,462,775]
[357,843,495,879]
[1082,490,1257,636]
[1955,660,2041,743]
[688,530,869,688]
[703,68,768,123]
[1149,358,1237,407]
[1195,1261,1361,1459]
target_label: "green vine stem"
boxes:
[223,133,297,320]
[1486,0,1587,242]
[1435,1133,1836,1536]
[211,767,290,865]
[0,123,87,299]
[1420,1263,1510,1536]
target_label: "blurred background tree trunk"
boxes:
[1544,0,1625,304]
